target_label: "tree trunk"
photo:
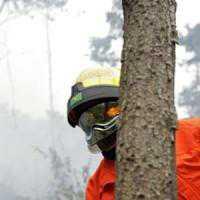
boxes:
[4,32,17,128]
[45,10,54,115]
[45,10,56,148]
[116,0,178,199]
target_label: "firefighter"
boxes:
[67,66,200,200]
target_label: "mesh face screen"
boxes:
[78,101,119,149]
[79,101,119,134]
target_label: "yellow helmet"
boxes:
[67,66,120,127]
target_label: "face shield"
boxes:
[78,101,120,153]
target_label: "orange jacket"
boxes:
[86,118,200,200]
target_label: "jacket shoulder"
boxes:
[176,118,200,155]
[178,117,200,128]
[86,159,115,200]
[87,159,115,185]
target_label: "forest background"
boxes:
[0,0,199,199]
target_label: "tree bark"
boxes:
[116,0,178,199]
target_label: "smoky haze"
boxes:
[0,102,95,199]
[0,0,105,199]
[0,0,199,199]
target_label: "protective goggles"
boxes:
[78,102,120,152]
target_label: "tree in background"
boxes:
[179,24,200,116]
[0,0,67,13]
[90,0,123,66]
[0,0,68,137]
[0,31,18,129]
[0,2,90,199]
[116,0,177,199]
[44,148,84,200]
[0,0,68,26]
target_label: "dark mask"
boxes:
[102,147,116,160]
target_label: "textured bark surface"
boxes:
[116,0,177,199]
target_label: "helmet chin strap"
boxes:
[92,115,119,132]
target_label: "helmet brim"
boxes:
[67,85,119,127]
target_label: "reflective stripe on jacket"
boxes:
[86,118,200,200]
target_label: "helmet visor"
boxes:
[78,102,120,147]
